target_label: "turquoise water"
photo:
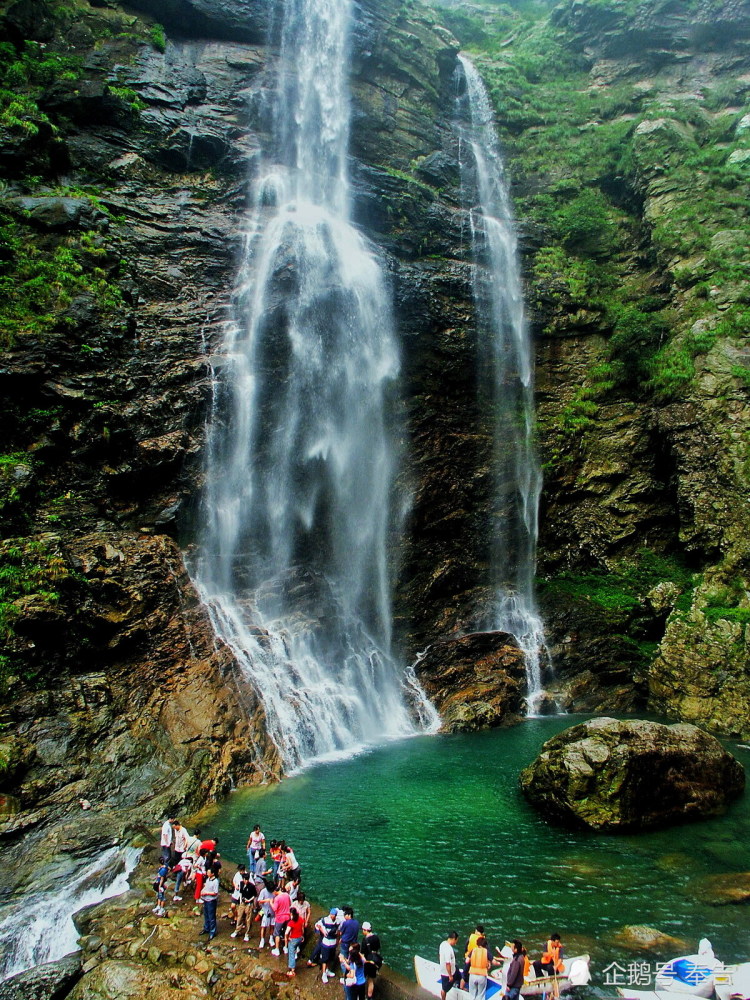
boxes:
[211,717,750,984]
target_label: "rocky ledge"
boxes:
[0,847,417,1000]
[519,717,745,832]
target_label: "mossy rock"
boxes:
[520,717,745,832]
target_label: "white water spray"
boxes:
[0,845,141,982]
[192,0,438,767]
[456,55,547,713]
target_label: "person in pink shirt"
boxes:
[270,886,292,956]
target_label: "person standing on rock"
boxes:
[285,905,306,977]
[172,820,189,864]
[295,890,311,930]
[439,931,461,1000]
[256,878,275,949]
[153,857,170,916]
[362,921,382,998]
[253,848,270,887]
[315,908,340,983]
[199,868,220,941]
[342,942,367,1000]
[231,871,256,942]
[281,844,301,883]
[185,828,202,860]
[247,824,266,869]
[339,906,360,967]
[193,849,207,908]
[270,883,292,956]
[160,816,174,862]
[173,854,193,901]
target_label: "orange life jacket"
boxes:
[542,941,564,973]
[469,947,490,977]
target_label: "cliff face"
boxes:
[0,0,495,865]
[442,0,750,730]
[1,0,749,882]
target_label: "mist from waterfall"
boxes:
[456,55,547,712]
[191,0,438,769]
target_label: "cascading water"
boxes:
[0,845,141,982]
[456,55,547,713]
[191,0,438,768]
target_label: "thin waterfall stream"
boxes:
[191,0,438,769]
[456,56,548,712]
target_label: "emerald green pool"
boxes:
[211,717,750,984]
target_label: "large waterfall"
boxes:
[192,0,438,768]
[456,56,547,711]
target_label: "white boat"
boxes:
[714,962,750,1000]
[617,989,700,1000]
[655,941,724,998]
[618,965,750,1000]
[414,952,590,999]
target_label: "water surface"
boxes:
[212,718,750,982]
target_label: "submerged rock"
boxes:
[519,717,745,832]
[610,925,687,953]
[689,871,750,906]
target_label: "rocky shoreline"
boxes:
[0,844,422,1000]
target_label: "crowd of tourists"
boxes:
[154,817,383,993]
[439,927,565,1000]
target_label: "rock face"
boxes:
[0,952,81,1000]
[414,631,527,731]
[451,0,750,728]
[0,0,510,905]
[519,718,746,831]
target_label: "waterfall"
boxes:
[191,0,438,769]
[456,55,547,713]
[0,845,141,982]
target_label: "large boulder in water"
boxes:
[519,717,745,832]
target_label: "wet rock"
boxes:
[4,196,109,232]
[689,871,750,906]
[415,630,526,731]
[0,951,81,1000]
[610,925,688,952]
[520,717,745,832]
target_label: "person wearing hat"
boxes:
[315,907,340,983]
[231,871,256,942]
[362,921,383,997]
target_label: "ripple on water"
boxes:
[210,720,750,979]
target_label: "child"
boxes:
[153,858,170,916]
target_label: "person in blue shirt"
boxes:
[339,906,360,964]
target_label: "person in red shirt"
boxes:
[285,906,306,977]
[270,887,292,956]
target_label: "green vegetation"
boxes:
[539,548,696,613]
[0,536,72,692]
[701,578,750,626]
[0,211,125,347]
[149,23,167,53]
[438,0,750,419]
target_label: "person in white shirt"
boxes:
[173,821,190,861]
[160,817,175,862]
[199,872,220,941]
[440,931,461,1000]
